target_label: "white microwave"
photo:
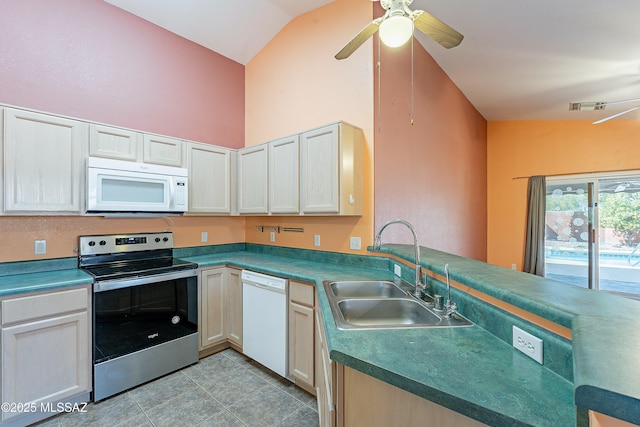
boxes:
[86,158,188,214]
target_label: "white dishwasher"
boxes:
[242,270,290,380]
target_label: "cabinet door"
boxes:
[269,135,299,214]
[289,281,315,390]
[3,108,86,213]
[200,268,226,349]
[227,268,243,347]
[300,124,340,213]
[1,311,90,421]
[238,144,268,214]
[188,143,233,214]
[89,124,141,161]
[143,134,185,167]
[289,301,315,388]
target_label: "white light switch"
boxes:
[314,235,321,247]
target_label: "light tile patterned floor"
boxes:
[37,349,319,427]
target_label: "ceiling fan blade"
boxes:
[335,18,383,60]
[592,106,640,124]
[411,10,463,49]
[605,98,640,106]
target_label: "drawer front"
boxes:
[2,287,88,326]
[289,281,315,307]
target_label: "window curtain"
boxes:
[524,175,546,276]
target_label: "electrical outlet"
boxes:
[314,234,321,247]
[201,231,208,242]
[511,263,516,270]
[349,236,361,250]
[512,325,543,364]
[270,231,276,242]
[394,263,402,276]
[34,239,47,255]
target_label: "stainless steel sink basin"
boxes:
[337,298,440,327]
[323,280,472,330]
[328,280,408,298]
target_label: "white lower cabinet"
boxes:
[288,281,315,393]
[199,267,242,351]
[0,286,91,426]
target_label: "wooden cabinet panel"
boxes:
[238,144,268,214]
[269,135,299,214]
[199,267,243,350]
[289,281,315,391]
[200,267,226,348]
[0,286,91,424]
[227,267,243,347]
[187,143,233,214]
[3,108,86,213]
[300,122,362,216]
[89,124,140,161]
[143,134,185,167]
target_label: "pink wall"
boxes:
[0,0,244,148]
[0,0,246,262]
[374,31,488,260]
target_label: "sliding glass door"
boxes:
[544,174,640,297]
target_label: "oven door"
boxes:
[93,270,198,364]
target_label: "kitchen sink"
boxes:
[323,280,472,330]
[328,280,409,298]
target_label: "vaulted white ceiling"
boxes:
[105,0,640,122]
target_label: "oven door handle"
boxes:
[93,269,197,292]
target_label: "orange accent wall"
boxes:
[244,0,375,253]
[373,31,488,260]
[487,120,640,269]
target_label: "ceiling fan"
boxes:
[334,0,463,60]
[569,98,640,124]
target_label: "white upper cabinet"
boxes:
[300,122,363,215]
[187,142,234,214]
[89,124,141,161]
[237,144,268,214]
[3,108,87,214]
[143,134,185,167]
[269,135,300,214]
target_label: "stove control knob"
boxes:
[163,237,169,242]
[88,241,96,247]
[99,240,107,246]
[155,237,161,243]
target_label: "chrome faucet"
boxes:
[443,263,458,318]
[373,219,425,298]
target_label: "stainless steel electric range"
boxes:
[78,232,198,401]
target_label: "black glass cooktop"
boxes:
[82,257,197,281]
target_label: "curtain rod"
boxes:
[513,167,640,180]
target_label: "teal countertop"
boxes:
[2,244,638,426]
[0,257,92,296]
[185,248,577,426]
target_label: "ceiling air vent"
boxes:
[569,102,607,111]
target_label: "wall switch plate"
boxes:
[394,264,402,276]
[314,234,321,247]
[512,325,543,364]
[34,240,46,255]
[201,231,208,242]
[349,236,361,250]
[270,231,276,242]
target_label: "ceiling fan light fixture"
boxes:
[379,14,414,48]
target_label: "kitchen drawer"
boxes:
[1,287,88,326]
[289,280,314,307]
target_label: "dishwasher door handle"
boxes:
[244,280,285,294]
